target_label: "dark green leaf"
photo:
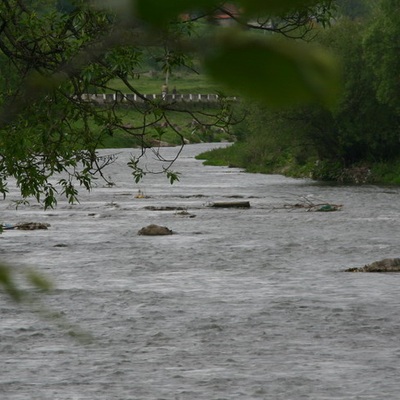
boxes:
[134,0,325,26]
[166,171,180,184]
[134,0,218,26]
[204,31,340,107]
[0,264,23,302]
[237,0,323,15]
[25,269,53,292]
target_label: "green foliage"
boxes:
[0,264,22,302]
[370,159,400,185]
[135,0,333,25]
[199,5,400,183]
[166,170,181,184]
[318,17,400,164]
[134,0,217,26]
[0,263,53,302]
[203,102,320,174]
[363,0,400,113]
[335,0,373,19]
[196,142,250,168]
[128,157,146,183]
[204,30,339,107]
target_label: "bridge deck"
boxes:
[81,93,238,103]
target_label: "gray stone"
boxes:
[138,224,173,236]
[345,258,400,272]
[15,222,50,230]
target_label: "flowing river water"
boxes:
[1,143,400,400]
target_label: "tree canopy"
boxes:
[363,0,400,113]
[199,0,400,183]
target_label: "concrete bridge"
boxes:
[81,93,238,103]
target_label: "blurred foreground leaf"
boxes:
[204,31,340,107]
[238,0,325,15]
[0,263,52,302]
[0,264,22,302]
[134,0,217,26]
[25,268,54,293]
[133,0,327,26]
[0,262,93,343]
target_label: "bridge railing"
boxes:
[80,93,238,103]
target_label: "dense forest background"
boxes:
[198,0,400,184]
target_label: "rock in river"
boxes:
[345,258,400,272]
[15,222,50,230]
[138,224,173,236]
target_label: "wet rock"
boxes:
[345,258,400,272]
[15,222,50,230]
[175,210,196,218]
[144,206,186,211]
[138,224,173,236]
[209,201,250,208]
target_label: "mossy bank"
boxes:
[196,142,400,186]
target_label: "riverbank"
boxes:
[195,142,400,185]
[92,104,234,149]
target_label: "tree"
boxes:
[0,0,339,211]
[363,0,400,113]
[214,4,400,181]
[303,3,400,167]
[335,0,373,20]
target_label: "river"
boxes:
[1,143,400,400]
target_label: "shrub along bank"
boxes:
[89,103,235,149]
[196,141,400,185]
[198,5,400,186]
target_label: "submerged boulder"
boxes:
[138,224,173,236]
[345,258,400,272]
[209,201,250,209]
[15,222,50,230]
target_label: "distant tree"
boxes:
[363,0,400,113]
[227,10,400,179]
[291,15,400,166]
[335,0,373,19]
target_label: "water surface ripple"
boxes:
[1,143,400,399]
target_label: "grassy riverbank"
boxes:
[196,142,400,185]
[85,70,236,148]
[95,72,400,186]
[107,71,228,95]
[93,105,233,149]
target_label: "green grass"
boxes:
[197,141,400,186]
[370,161,400,185]
[196,142,246,167]
[106,71,232,95]
[84,70,237,148]
[90,106,234,149]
